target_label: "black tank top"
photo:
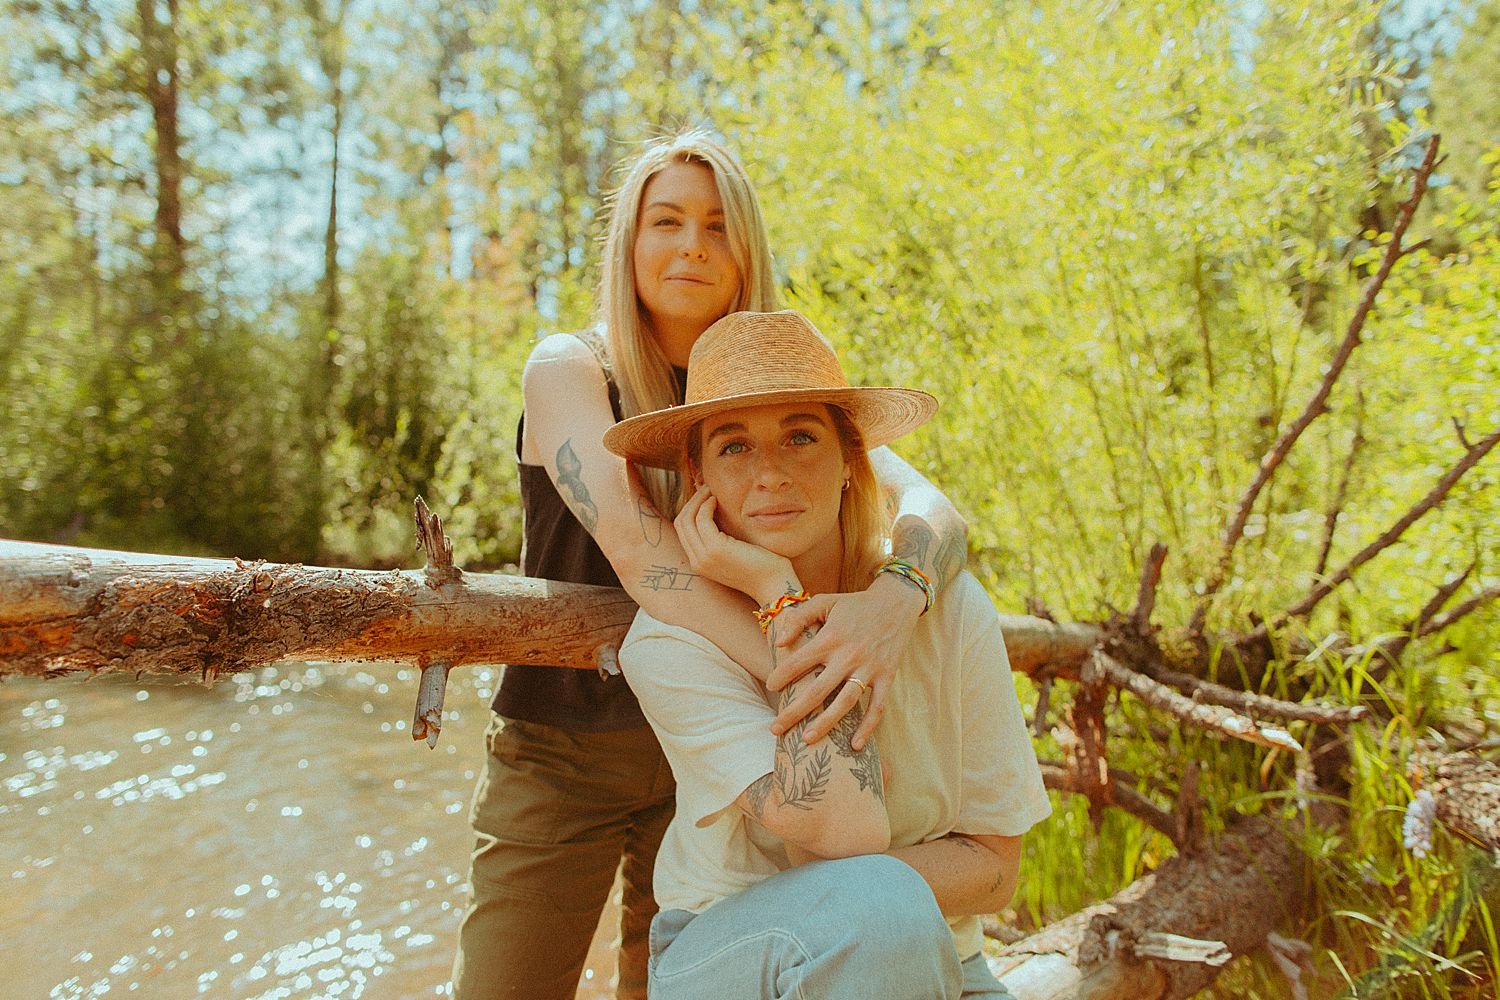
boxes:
[491,333,681,731]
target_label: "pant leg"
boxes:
[615,786,675,1000]
[960,952,1017,999]
[648,854,962,1000]
[450,716,670,1000]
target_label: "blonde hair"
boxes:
[599,129,778,517]
[681,405,888,593]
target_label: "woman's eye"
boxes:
[718,441,747,456]
[788,431,816,445]
[708,221,727,234]
[653,217,679,227]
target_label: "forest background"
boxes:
[3,0,1499,996]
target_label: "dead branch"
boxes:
[1377,562,1476,666]
[1314,387,1365,579]
[1191,135,1442,635]
[1253,425,1500,641]
[1097,652,1303,752]
[1130,654,1368,725]
[1039,759,1179,846]
[1130,542,1168,634]
[1418,583,1500,638]
[413,495,462,588]
[0,539,1091,682]
[0,538,635,677]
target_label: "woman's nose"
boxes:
[753,453,790,488]
[678,223,709,260]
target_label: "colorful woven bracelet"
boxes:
[753,590,811,633]
[879,558,936,615]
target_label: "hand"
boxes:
[675,484,795,605]
[766,573,925,749]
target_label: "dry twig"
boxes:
[1191,135,1442,635]
[1131,542,1169,634]
[1097,652,1303,752]
[1251,426,1500,641]
[1131,656,1368,725]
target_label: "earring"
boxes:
[841,478,851,492]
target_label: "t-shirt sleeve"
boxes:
[953,580,1053,837]
[620,620,778,827]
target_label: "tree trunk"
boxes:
[0,539,1099,681]
[996,809,1320,1000]
[136,0,186,281]
[0,539,633,678]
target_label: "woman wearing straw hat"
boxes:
[606,310,1051,999]
[451,132,971,1000]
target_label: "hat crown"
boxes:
[684,311,849,405]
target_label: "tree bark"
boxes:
[0,539,1097,681]
[996,809,1319,1000]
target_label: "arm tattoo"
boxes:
[934,532,967,588]
[639,564,699,592]
[637,497,663,545]
[744,773,774,819]
[892,521,935,571]
[825,695,884,802]
[555,440,599,534]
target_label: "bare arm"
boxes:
[733,622,889,859]
[521,335,780,678]
[887,833,1022,917]
[765,445,970,745]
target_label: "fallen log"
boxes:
[0,538,1098,681]
[995,808,1316,1000]
[0,539,635,677]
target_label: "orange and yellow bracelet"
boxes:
[753,590,811,633]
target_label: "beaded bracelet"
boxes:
[753,590,811,633]
[879,559,935,615]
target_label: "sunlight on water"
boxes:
[0,663,511,999]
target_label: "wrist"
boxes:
[871,570,926,619]
[750,559,800,608]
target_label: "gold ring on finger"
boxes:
[848,676,869,697]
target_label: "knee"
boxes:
[816,855,951,949]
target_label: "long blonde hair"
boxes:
[681,405,888,593]
[599,129,778,517]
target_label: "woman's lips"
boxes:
[748,507,804,528]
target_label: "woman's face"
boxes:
[697,402,850,569]
[633,161,742,364]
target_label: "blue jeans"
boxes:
[647,855,1015,999]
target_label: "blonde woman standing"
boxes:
[450,132,970,1000]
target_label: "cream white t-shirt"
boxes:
[620,571,1052,961]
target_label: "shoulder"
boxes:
[917,571,1008,662]
[525,330,600,371]
[522,330,612,406]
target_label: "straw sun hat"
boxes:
[602,310,937,469]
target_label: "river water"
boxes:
[0,663,619,999]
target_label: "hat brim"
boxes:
[602,386,937,469]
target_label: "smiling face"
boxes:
[632,160,743,366]
[696,402,851,589]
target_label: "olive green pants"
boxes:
[450,715,676,1000]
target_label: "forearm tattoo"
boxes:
[555,439,598,533]
[639,564,699,592]
[825,704,884,802]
